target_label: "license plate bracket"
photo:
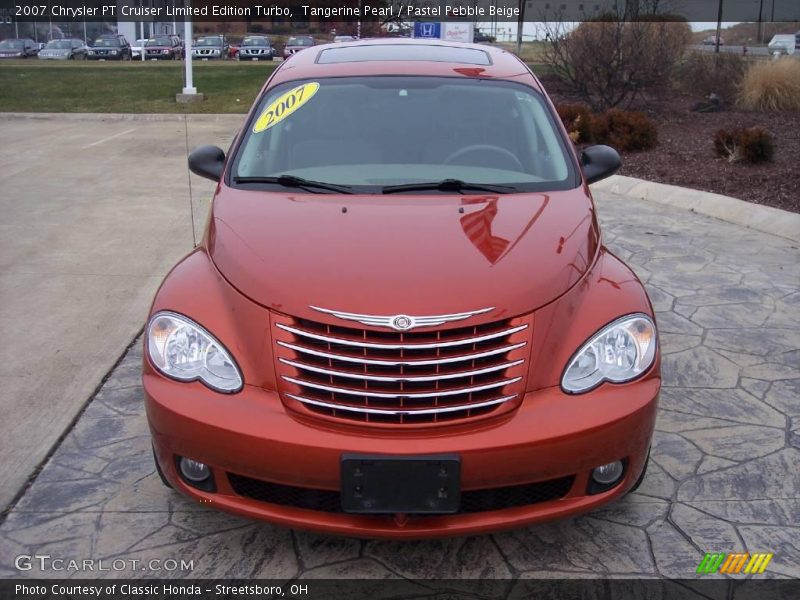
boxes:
[340,454,461,514]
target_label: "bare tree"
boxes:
[542,9,690,110]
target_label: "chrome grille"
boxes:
[272,312,531,426]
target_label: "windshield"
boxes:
[243,37,269,46]
[196,38,221,47]
[231,76,576,193]
[287,37,313,46]
[94,38,121,47]
[147,37,172,46]
[0,40,24,49]
[46,40,74,49]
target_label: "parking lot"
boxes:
[0,114,797,581]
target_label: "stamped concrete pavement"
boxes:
[0,184,797,581]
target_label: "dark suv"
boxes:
[87,34,131,61]
[144,35,183,60]
[237,35,276,61]
[192,36,229,60]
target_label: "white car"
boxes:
[768,34,796,56]
[131,38,147,60]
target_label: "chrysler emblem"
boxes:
[310,306,494,331]
[391,315,413,331]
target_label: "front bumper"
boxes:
[86,53,123,60]
[145,366,659,538]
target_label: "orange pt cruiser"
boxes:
[144,40,660,538]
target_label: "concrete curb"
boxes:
[592,174,800,244]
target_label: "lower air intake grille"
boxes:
[227,473,574,514]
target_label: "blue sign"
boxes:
[414,22,442,39]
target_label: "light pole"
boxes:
[757,0,764,44]
[183,17,195,94]
[714,0,723,54]
[177,2,204,103]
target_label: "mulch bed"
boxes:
[542,76,800,214]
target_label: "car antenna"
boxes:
[183,112,198,247]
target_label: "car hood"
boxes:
[208,188,599,323]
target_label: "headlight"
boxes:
[146,311,243,393]
[561,314,657,394]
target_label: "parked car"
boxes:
[144,35,183,60]
[131,38,148,60]
[282,35,314,59]
[146,39,660,538]
[474,30,496,43]
[38,39,87,60]
[0,38,39,58]
[237,35,276,61]
[86,34,131,61]
[333,35,357,43]
[768,34,796,56]
[192,36,228,60]
[701,35,725,46]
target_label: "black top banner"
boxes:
[1,0,799,24]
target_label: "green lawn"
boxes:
[0,60,276,113]
[0,58,550,114]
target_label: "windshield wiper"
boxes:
[233,174,354,194]
[381,179,517,194]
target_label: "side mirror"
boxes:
[188,145,226,182]
[581,145,621,185]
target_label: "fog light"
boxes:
[179,457,211,483]
[592,460,624,485]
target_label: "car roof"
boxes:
[269,39,538,89]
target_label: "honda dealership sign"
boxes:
[413,21,474,42]
[413,22,442,39]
